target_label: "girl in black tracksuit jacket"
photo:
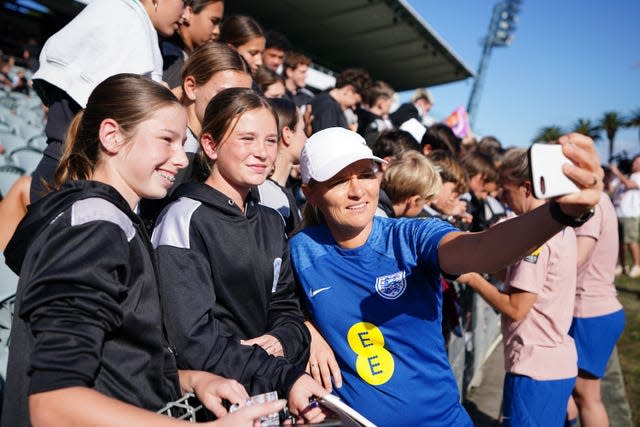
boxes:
[2,181,182,427]
[1,75,316,427]
[152,88,311,377]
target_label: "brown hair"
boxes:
[254,65,284,94]
[283,51,311,71]
[499,147,530,186]
[335,68,371,95]
[460,151,498,184]
[372,130,420,159]
[54,73,181,189]
[193,87,278,181]
[267,97,298,135]
[362,80,394,107]
[427,149,468,194]
[219,15,264,48]
[421,123,460,155]
[181,41,250,87]
[299,202,327,230]
[190,0,223,14]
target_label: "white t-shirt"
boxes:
[612,172,640,217]
[33,0,163,108]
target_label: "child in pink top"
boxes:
[501,227,577,381]
[566,192,625,427]
[574,193,623,317]
[460,148,579,426]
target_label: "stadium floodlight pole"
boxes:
[467,0,522,129]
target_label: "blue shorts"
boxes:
[502,373,575,427]
[569,309,625,378]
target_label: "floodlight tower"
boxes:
[466,0,522,129]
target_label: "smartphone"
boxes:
[528,143,580,199]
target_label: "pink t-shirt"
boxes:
[574,193,623,317]
[502,227,577,380]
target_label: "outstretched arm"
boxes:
[439,133,602,275]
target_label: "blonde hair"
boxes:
[382,151,441,204]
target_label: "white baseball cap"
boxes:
[300,127,385,184]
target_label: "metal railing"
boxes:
[446,278,502,397]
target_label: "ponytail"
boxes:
[54,110,97,188]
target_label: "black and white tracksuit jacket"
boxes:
[1,181,180,427]
[152,182,310,393]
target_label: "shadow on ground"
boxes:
[462,400,498,427]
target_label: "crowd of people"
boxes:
[0,1,629,426]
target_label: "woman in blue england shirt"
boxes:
[289,127,603,427]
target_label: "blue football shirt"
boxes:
[290,216,472,426]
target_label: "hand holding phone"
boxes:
[528,143,580,199]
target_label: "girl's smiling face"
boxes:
[112,104,188,207]
[202,107,278,205]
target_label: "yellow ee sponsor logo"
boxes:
[347,322,394,385]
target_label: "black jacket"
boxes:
[1,181,180,427]
[310,91,347,132]
[389,102,420,128]
[152,182,309,392]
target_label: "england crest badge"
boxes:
[375,270,407,300]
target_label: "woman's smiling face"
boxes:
[305,159,380,245]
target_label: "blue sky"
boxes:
[404,0,640,162]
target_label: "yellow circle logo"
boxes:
[347,322,394,385]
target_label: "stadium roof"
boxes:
[225,0,474,91]
[9,0,474,91]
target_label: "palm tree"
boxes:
[628,108,640,145]
[533,126,563,143]
[572,118,600,141]
[599,111,625,161]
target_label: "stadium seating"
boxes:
[10,146,42,175]
[28,134,47,150]
[0,252,18,382]
[0,132,27,157]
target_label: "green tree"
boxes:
[628,108,640,145]
[599,111,625,160]
[533,126,563,143]
[572,118,600,141]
